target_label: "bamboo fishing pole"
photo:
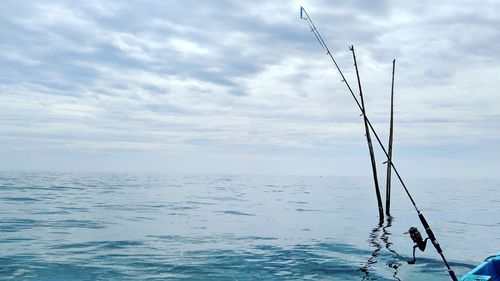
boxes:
[386,59,396,216]
[350,45,384,220]
[300,7,458,281]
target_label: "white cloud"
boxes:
[169,38,210,57]
[0,0,498,178]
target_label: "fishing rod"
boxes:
[385,59,396,216]
[299,7,458,281]
[350,45,384,221]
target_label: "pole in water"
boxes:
[350,45,384,221]
[300,7,458,281]
[385,59,396,216]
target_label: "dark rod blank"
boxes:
[350,45,384,221]
[385,59,396,216]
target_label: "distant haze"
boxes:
[1,0,499,179]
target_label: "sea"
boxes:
[1,171,499,280]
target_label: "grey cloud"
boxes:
[0,0,499,177]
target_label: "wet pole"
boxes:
[350,45,384,221]
[300,7,458,281]
[385,59,396,216]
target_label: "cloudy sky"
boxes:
[1,0,499,178]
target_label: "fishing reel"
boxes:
[405,227,429,264]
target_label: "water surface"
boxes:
[1,172,498,280]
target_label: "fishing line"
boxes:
[300,7,458,281]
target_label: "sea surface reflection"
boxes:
[1,172,496,280]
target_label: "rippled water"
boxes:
[1,172,499,280]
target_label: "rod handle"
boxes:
[418,213,440,250]
[418,213,458,281]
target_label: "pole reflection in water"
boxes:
[360,221,383,280]
[360,216,401,280]
[382,216,401,281]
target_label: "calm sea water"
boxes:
[1,172,499,280]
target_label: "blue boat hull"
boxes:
[460,254,500,281]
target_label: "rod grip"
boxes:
[418,213,442,252]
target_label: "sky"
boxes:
[1,0,499,179]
